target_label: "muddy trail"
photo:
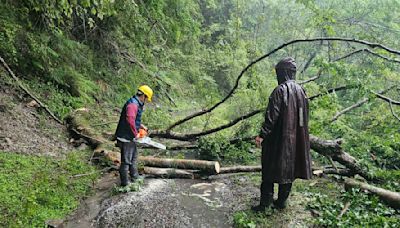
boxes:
[63,172,315,228]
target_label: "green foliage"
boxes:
[19,0,116,30]
[196,135,258,165]
[307,188,400,227]
[112,178,144,195]
[0,151,98,227]
[233,211,257,228]
[1,0,400,225]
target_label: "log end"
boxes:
[215,162,220,174]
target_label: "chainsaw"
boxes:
[135,129,166,150]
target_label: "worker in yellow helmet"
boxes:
[115,85,153,186]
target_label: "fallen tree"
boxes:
[344,178,400,209]
[309,136,374,181]
[164,37,400,132]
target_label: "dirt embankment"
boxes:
[0,76,73,156]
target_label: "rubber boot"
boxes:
[119,164,130,187]
[252,193,273,212]
[129,163,140,182]
[273,183,292,209]
[252,181,274,212]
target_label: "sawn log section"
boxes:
[139,156,220,174]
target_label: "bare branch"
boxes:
[300,51,317,74]
[332,86,396,122]
[389,101,400,122]
[334,48,400,63]
[151,84,356,141]
[166,37,400,131]
[374,92,400,105]
[151,109,263,141]
[299,68,323,85]
[308,85,357,100]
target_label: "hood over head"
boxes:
[275,57,297,84]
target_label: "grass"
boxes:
[0,150,99,227]
[233,178,342,228]
[233,176,400,227]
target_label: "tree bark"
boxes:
[138,156,220,174]
[219,165,262,173]
[142,167,195,179]
[344,178,400,209]
[309,135,375,181]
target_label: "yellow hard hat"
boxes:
[138,85,153,102]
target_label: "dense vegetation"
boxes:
[0,0,399,226]
[0,151,98,227]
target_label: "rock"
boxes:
[45,219,64,228]
[26,100,40,108]
[77,143,89,150]
[0,104,7,112]
[5,137,12,145]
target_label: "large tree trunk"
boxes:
[309,135,374,181]
[139,156,220,174]
[344,179,400,209]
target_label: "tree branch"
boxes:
[166,37,400,131]
[373,92,400,105]
[332,86,396,122]
[299,68,323,85]
[334,48,400,63]
[151,84,356,141]
[300,52,317,74]
[389,101,400,122]
[151,109,263,141]
[308,84,357,100]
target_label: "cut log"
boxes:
[219,165,261,173]
[344,178,400,209]
[138,156,220,174]
[142,167,195,179]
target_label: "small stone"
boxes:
[26,100,40,108]
[45,219,64,228]
[77,143,88,150]
[5,137,12,145]
[0,105,6,112]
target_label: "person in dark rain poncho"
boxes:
[253,57,312,211]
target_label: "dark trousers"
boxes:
[260,181,292,204]
[118,140,139,186]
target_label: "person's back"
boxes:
[253,57,311,211]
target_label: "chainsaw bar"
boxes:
[135,136,166,150]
